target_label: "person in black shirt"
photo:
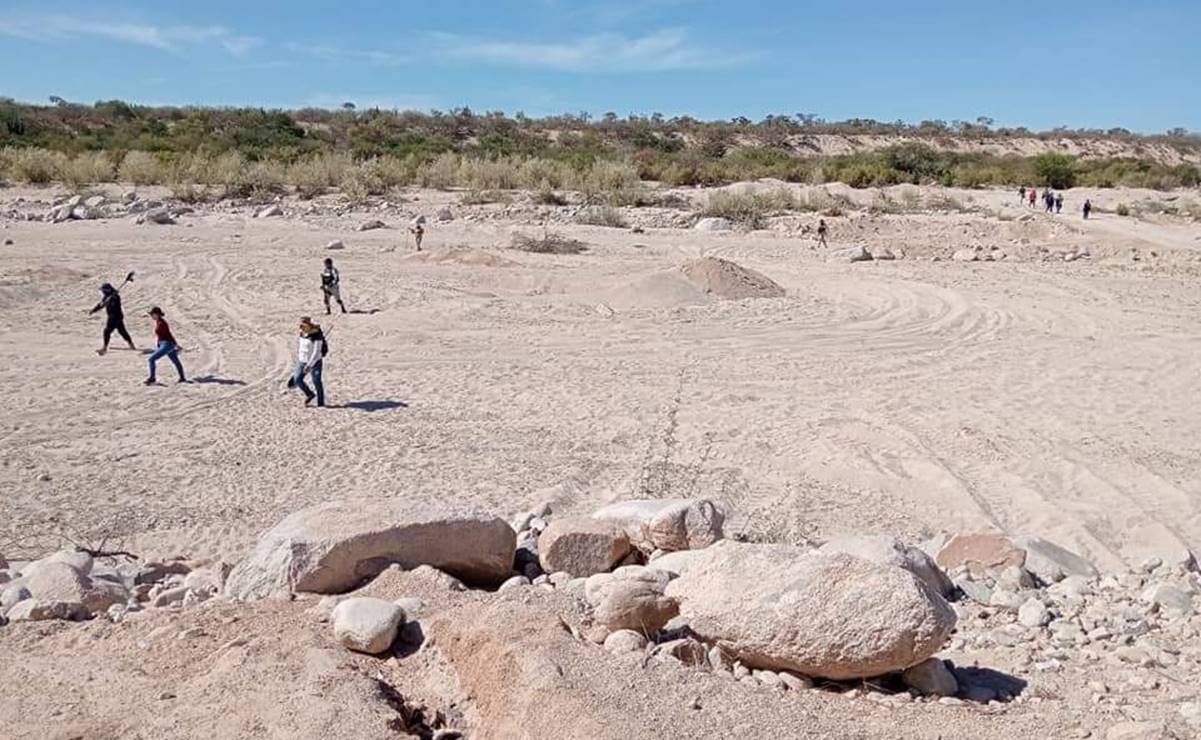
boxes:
[90,283,136,355]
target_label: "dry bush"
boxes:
[416,151,460,189]
[460,189,510,205]
[5,147,68,184]
[460,157,523,190]
[519,159,572,190]
[926,192,969,212]
[576,205,628,228]
[573,160,641,199]
[171,182,212,203]
[896,185,922,210]
[533,187,568,205]
[118,150,165,185]
[699,190,800,228]
[225,160,285,201]
[1115,203,1131,217]
[63,151,116,187]
[363,155,417,190]
[510,229,588,254]
[288,152,353,198]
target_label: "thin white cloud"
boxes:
[283,42,408,66]
[0,14,261,56]
[430,28,747,72]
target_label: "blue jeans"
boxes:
[293,360,324,406]
[148,340,185,381]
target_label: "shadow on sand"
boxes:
[191,375,248,386]
[338,400,408,412]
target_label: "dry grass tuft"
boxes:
[510,229,588,254]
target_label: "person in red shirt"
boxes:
[144,306,187,385]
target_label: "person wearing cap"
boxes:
[292,316,326,407]
[144,306,187,385]
[89,282,136,355]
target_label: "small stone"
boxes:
[255,204,283,218]
[325,239,345,250]
[1018,597,1051,628]
[1140,557,1163,573]
[778,671,813,691]
[603,629,647,654]
[331,597,406,655]
[901,658,958,697]
[653,637,707,666]
[357,219,386,231]
[752,670,784,689]
[177,627,205,640]
[989,588,1025,610]
[498,575,530,592]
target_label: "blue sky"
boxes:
[0,1,1197,132]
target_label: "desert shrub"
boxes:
[897,185,922,210]
[510,230,588,254]
[1032,152,1076,189]
[62,151,115,186]
[460,189,510,205]
[576,205,628,228]
[118,150,165,185]
[700,189,800,227]
[534,187,568,205]
[926,192,967,212]
[518,158,572,190]
[574,159,642,200]
[1115,203,1131,217]
[6,147,68,183]
[224,160,285,200]
[416,151,460,189]
[171,183,212,203]
[288,152,353,198]
[459,157,523,190]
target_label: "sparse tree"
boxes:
[341,102,356,111]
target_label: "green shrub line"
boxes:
[0,99,1198,193]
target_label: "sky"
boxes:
[0,0,1197,133]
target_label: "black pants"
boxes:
[103,315,132,347]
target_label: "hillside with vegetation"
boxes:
[2,98,1199,198]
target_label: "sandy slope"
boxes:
[0,183,1199,579]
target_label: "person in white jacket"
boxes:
[290,316,327,407]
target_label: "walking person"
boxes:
[1028,187,1037,208]
[144,306,186,385]
[409,215,426,252]
[1083,199,1092,220]
[1019,185,1026,204]
[89,283,136,355]
[290,316,327,407]
[1055,193,1064,214]
[1044,190,1055,213]
[321,258,347,315]
[816,218,829,248]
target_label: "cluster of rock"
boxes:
[828,245,902,263]
[933,533,1200,694]
[0,548,227,625]
[8,496,1198,734]
[14,192,183,225]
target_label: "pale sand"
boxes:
[1,183,1199,574]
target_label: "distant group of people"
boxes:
[1019,185,1092,219]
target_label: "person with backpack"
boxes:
[1055,193,1064,214]
[1044,190,1055,213]
[321,257,347,315]
[144,306,187,385]
[409,215,426,252]
[89,282,136,355]
[291,316,327,407]
[1083,199,1092,220]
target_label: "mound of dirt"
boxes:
[404,247,514,267]
[679,257,785,299]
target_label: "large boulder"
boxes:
[331,597,406,654]
[664,543,955,680]
[935,533,1025,573]
[818,534,952,596]
[1014,535,1097,583]
[591,499,724,553]
[537,517,630,577]
[224,500,516,600]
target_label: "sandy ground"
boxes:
[3,181,1201,738]
[1,182,1200,571]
